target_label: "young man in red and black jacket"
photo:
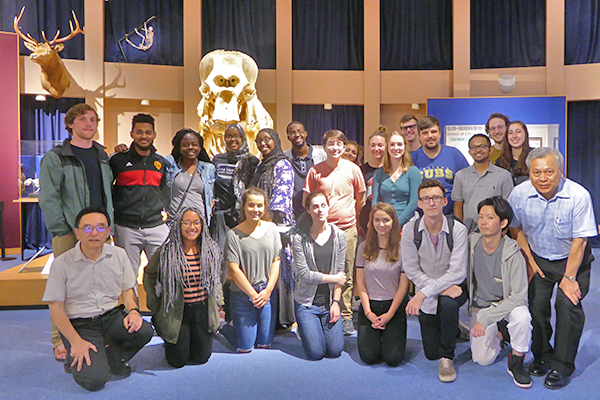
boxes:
[110,113,168,278]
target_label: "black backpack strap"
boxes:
[445,215,454,251]
[413,216,423,250]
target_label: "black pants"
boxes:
[529,247,593,376]
[164,301,213,368]
[418,281,468,360]
[62,305,154,392]
[357,297,408,367]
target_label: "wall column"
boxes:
[452,0,470,97]
[363,0,380,162]
[546,0,565,95]
[84,0,105,142]
[183,0,202,129]
[276,0,293,136]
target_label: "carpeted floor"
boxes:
[1,251,600,400]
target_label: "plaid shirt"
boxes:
[508,178,597,261]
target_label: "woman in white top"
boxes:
[355,202,409,366]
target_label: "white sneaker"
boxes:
[439,357,457,382]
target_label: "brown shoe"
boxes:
[439,357,457,382]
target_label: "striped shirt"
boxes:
[184,253,207,303]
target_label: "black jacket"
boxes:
[110,145,167,228]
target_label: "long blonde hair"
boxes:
[363,202,401,262]
[382,131,413,175]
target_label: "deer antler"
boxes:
[48,10,85,45]
[13,6,38,46]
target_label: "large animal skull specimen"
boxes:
[198,50,273,158]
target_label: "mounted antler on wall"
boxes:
[13,6,84,99]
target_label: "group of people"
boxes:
[38,103,596,393]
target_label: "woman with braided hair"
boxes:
[144,207,223,368]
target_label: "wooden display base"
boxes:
[0,254,149,311]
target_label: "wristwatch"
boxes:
[129,307,141,314]
[564,274,576,282]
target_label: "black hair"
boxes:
[171,128,211,162]
[286,121,305,133]
[75,207,111,228]
[468,133,492,148]
[131,113,155,131]
[477,196,513,226]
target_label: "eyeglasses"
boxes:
[469,144,490,151]
[489,125,506,132]
[225,134,242,141]
[181,221,202,228]
[401,124,417,131]
[419,195,444,203]
[255,137,273,145]
[79,225,108,234]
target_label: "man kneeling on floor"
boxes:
[468,197,532,388]
[402,179,468,383]
[43,207,153,391]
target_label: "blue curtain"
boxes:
[566,101,600,247]
[0,0,84,60]
[292,105,364,147]
[470,0,546,69]
[292,0,363,70]
[380,0,453,70]
[202,0,276,69]
[20,95,84,250]
[565,0,600,65]
[104,0,183,66]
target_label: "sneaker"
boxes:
[507,353,532,389]
[439,357,457,382]
[342,318,355,336]
[457,320,470,342]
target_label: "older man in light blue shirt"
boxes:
[508,147,597,390]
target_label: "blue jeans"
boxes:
[229,283,277,351]
[295,302,344,360]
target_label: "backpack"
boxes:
[413,215,463,251]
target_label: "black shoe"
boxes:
[106,345,131,377]
[497,320,511,348]
[529,359,549,377]
[507,353,532,389]
[544,370,569,390]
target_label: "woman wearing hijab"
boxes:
[144,207,222,368]
[251,128,296,329]
[212,124,260,240]
[164,128,215,226]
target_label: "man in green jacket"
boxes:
[39,103,114,362]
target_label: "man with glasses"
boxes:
[508,147,597,389]
[400,114,421,153]
[402,179,468,382]
[40,103,114,362]
[452,134,513,233]
[485,113,509,163]
[110,113,168,278]
[284,121,326,218]
[43,207,153,391]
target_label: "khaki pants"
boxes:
[341,226,358,320]
[50,232,78,348]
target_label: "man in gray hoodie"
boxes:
[468,196,532,388]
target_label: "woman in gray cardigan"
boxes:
[144,207,223,368]
[292,191,347,360]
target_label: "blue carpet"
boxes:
[1,251,600,399]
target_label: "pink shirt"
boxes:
[303,159,366,230]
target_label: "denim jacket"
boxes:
[164,155,215,225]
[291,224,347,307]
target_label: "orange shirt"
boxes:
[303,159,366,230]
